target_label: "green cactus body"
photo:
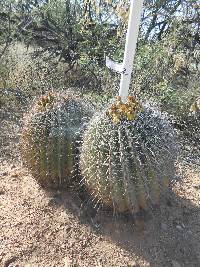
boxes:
[21,92,93,188]
[80,97,177,213]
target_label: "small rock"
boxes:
[128,261,139,267]
[172,260,181,267]
[98,258,103,267]
[63,256,73,267]
[61,244,66,249]
[4,256,18,267]
[1,171,8,176]
[10,172,18,178]
[0,189,5,195]
[161,223,168,231]
[194,185,200,190]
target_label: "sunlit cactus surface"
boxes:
[80,96,177,213]
[21,92,93,189]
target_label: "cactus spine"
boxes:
[80,96,177,213]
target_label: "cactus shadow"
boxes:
[91,189,200,266]
[52,183,200,266]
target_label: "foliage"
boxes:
[131,20,200,129]
[1,1,199,59]
[0,42,68,94]
[0,0,199,133]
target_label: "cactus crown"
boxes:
[36,92,55,110]
[106,95,143,123]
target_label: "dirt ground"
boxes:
[0,92,200,267]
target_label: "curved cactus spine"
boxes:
[80,96,177,213]
[21,92,93,189]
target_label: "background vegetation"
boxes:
[0,0,199,134]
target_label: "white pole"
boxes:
[119,0,144,100]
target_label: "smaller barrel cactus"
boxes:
[21,91,93,189]
[80,96,177,213]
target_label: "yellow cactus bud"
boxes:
[127,112,136,121]
[112,112,120,124]
[106,95,142,122]
[110,104,117,111]
[127,96,136,103]
[119,104,127,113]
[115,96,121,102]
[112,116,120,124]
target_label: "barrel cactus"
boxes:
[21,92,93,189]
[80,96,177,213]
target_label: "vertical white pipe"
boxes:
[119,0,144,100]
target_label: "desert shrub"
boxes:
[0,42,119,99]
[129,22,200,133]
[0,43,66,94]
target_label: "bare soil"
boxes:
[0,92,200,267]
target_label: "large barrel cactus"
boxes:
[21,92,93,189]
[80,96,177,213]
